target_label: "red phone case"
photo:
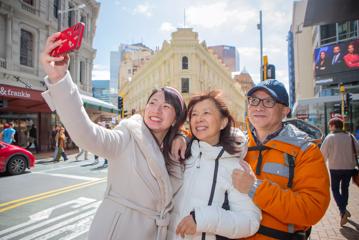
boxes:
[50,22,85,57]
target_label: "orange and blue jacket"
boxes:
[243,120,330,240]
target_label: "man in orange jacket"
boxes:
[232,79,330,240]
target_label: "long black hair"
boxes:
[186,90,239,158]
[146,87,187,162]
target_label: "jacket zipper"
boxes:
[196,151,202,168]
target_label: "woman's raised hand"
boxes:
[40,32,69,83]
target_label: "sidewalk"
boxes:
[311,184,359,239]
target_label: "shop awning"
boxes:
[81,94,119,114]
[304,0,359,27]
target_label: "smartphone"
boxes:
[50,22,85,57]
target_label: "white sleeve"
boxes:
[194,164,261,238]
[41,72,129,160]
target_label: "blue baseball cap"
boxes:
[247,79,289,107]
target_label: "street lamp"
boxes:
[57,1,86,31]
[257,10,263,81]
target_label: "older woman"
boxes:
[168,90,261,239]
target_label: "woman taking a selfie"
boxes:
[40,32,187,240]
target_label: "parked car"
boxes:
[0,141,36,175]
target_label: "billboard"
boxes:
[314,38,359,84]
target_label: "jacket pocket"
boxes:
[107,211,122,240]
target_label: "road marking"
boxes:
[32,161,94,173]
[0,178,106,213]
[33,172,100,181]
[0,198,100,240]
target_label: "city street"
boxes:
[0,153,108,240]
[1,152,359,239]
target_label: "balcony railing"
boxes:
[21,2,36,15]
[0,58,7,69]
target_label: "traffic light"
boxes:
[118,96,123,112]
[333,103,341,114]
[346,92,352,107]
[267,64,276,79]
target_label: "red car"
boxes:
[0,141,36,175]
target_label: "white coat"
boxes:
[42,72,176,240]
[168,140,261,240]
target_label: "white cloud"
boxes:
[160,22,176,33]
[186,1,256,32]
[133,3,153,17]
[92,64,110,80]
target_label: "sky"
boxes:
[92,0,295,87]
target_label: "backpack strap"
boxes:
[248,145,270,175]
[284,153,295,188]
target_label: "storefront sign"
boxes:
[0,84,43,101]
[0,86,31,98]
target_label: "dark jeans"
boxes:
[330,169,355,215]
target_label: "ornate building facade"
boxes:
[120,28,246,127]
[0,0,101,151]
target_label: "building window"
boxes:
[20,29,33,67]
[320,20,358,45]
[182,56,188,69]
[68,3,74,27]
[338,21,357,40]
[22,0,34,6]
[53,0,59,18]
[79,61,85,84]
[80,14,87,38]
[320,24,336,45]
[181,78,189,93]
[0,14,5,59]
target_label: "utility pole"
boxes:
[340,83,345,130]
[257,10,263,81]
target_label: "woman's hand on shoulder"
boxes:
[40,32,69,83]
[170,135,187,161]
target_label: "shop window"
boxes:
[320,24,336,45]
[20,29,33,67]
[182,56,188,69]
[181,78,189,93]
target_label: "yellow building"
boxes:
[120,28,246,128]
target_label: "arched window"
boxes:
[182,56,188,69]
[20,29,33,67]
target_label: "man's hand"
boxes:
[176,215,197,238]
[170,135,187,161]
[39,32,70,83]
[232,160,257,194]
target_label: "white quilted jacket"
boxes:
[167,139,261,240]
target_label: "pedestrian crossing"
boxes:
[0,197,100,240]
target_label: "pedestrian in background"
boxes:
[75,148,88,161]
[0,122,16,144]
[26,124,38,153]
[232,79,330,239]
[54,126,68,161]
[321,117,359,226]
